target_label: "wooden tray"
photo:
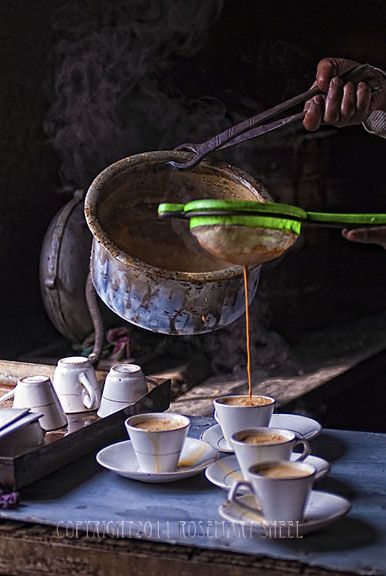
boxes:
[0,361,170,490]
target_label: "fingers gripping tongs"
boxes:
[168,64,381,170]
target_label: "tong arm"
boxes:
[169,63,379,170]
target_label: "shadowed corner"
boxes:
[314,476,358,503]
[276,516,379,553]
[309,431,347,462]
[19,451,102,501]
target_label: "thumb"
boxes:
[342,227,386,248]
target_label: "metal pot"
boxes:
[40,192,93,342]
[84,151,271,336]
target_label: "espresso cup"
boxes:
[0,376,68,431]
[53,357,101,413]
[97,364,147,418]
[231,427,311,480]
[229,460,316,523]
[125,413,190,473]
[214,395,275,450]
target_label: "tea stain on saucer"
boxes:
[178,444,207,468]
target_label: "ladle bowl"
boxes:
[191,222,298,266]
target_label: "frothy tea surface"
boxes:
[220,396,273,407]
[239,432,288,445]
[97,170,264,273]
[254,463,311,479]
[133,418,186,432]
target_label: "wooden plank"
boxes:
[0,520,357,576]
[170,365,350,416]
[282,349,386,432]
[170,316,386,416]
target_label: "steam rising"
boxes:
[43,0,313,379]
[44,0,226,189]
[44,0,313,190]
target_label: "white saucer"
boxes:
[96,437,219,483]
[219,490,350,536]
[201,414,322,454]
[206,454,329,492]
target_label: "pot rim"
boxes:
[84,150,271,283]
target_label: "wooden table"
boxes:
[0,417,385,576]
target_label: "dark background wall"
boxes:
[0,1,63,357]
[0,0,385,359]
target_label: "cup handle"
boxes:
[293,437,311,462]
[228,480,262,515]
[214,410,220,424]
[78,372,98,410]
[0,390,15,404]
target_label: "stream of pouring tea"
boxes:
[243,265,252,402]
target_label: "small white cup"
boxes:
[53,357,101,413]
[125,413,190,473]
[214,395,275,450]
[98,364,147,418]
[0,376,68,431]
[231,427,311,480]
[229,460,316,523]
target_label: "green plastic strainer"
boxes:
[158,200,386,266]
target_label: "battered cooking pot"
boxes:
[84,151,271,336]
[40,193,93,342]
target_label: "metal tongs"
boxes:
[168,64,381,170]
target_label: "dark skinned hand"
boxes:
[304,58,386,250]
[303,57,386,132]
[342,227,386,250]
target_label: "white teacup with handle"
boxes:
[231,427,311,480]
[214,395,275,450]
[53,357,101,413]
[228,460,316,523]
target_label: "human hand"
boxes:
[342,227,386,249]
[304,58,386,131]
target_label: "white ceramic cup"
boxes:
[125,413,190,473]
[231,427,311,480]
[214,395,275,450]
[97,364,147,418]
[229,460,316,523]
[0,376,68,431]
[53,357,101,413]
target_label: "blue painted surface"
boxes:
[1,417,386,575]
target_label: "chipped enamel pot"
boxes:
[84,151,271,335]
